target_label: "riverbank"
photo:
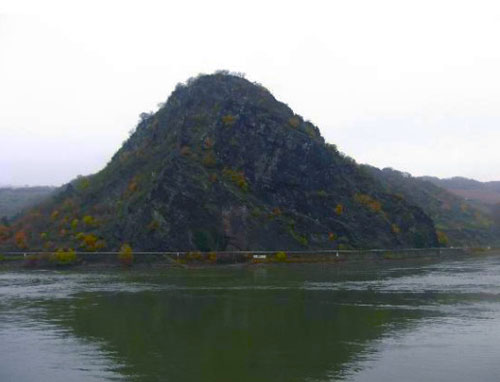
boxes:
[0,247,497,270]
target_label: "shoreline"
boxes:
[1,247,497,271]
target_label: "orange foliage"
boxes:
[128,177,139,193]
[354,193,382,213]
[221,114,236,126]
[203,137,214,149]
[180,146,191,156]
[15,231,28,249]
[0,225,10,243]
[288,116,301,128]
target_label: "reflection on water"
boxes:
[2,256,500,381]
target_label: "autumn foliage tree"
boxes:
[15,231,28,249]
[0,225,11,243]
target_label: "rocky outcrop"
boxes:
[2,73,439,251]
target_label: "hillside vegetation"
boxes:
[0,73,439,252]
[366,168,498,246]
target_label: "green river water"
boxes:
[2,254,500,381]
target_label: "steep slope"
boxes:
[367,168,498,246]
[0,73,438,251]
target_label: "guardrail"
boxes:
[0,246,492,268]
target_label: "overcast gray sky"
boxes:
[2,0,500,186]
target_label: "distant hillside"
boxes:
[422,176,500,206]
[0,72,438,251]
[367,168,498,246]
[0,187,55,219]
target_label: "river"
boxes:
[1,254,500,381]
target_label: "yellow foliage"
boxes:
[275,251,287,262]
[71,219,79,230]
[82,234,98,250]
[328,232,337,241]
[391,224,401,234]
[335,204,344,215]
[354,193,382,213]
[207,252,217,263]
[82,215,95,226]
[51,248,77,264]
[222,168,248,191]
[118,243,133,265]
[437,230,449,246]
[221,114,236,126]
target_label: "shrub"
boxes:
[147,219,160,231]
[15,231,28,249]
[315,190,328,198]
[75,177,90,191]
[81,234,99,251]
[186,251,203,261]
[437,230,449,246]
[0,225,10,243]
[288,116,301,128]
[335,204,344,215]
[221,114,236,126]
[51,248,77,265]
[118,243,133,266]
[127,177,139,193]
[180,145,191,156]
[70,219,79,230]
[203,137,214,149]
[391,224,401,234]
[275,251,287,262]
[82,215,96,226]
[328,232,337,241]
[271,207,282,216]
[207,252,217,263]
[354,193,382,213]
[202,152,217,168]
[222,168,248,192]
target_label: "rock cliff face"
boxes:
[2,73,438,251]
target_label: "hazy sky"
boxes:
[2,0,500,186]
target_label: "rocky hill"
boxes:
[366,168,498,246]
[0,73,439,251]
